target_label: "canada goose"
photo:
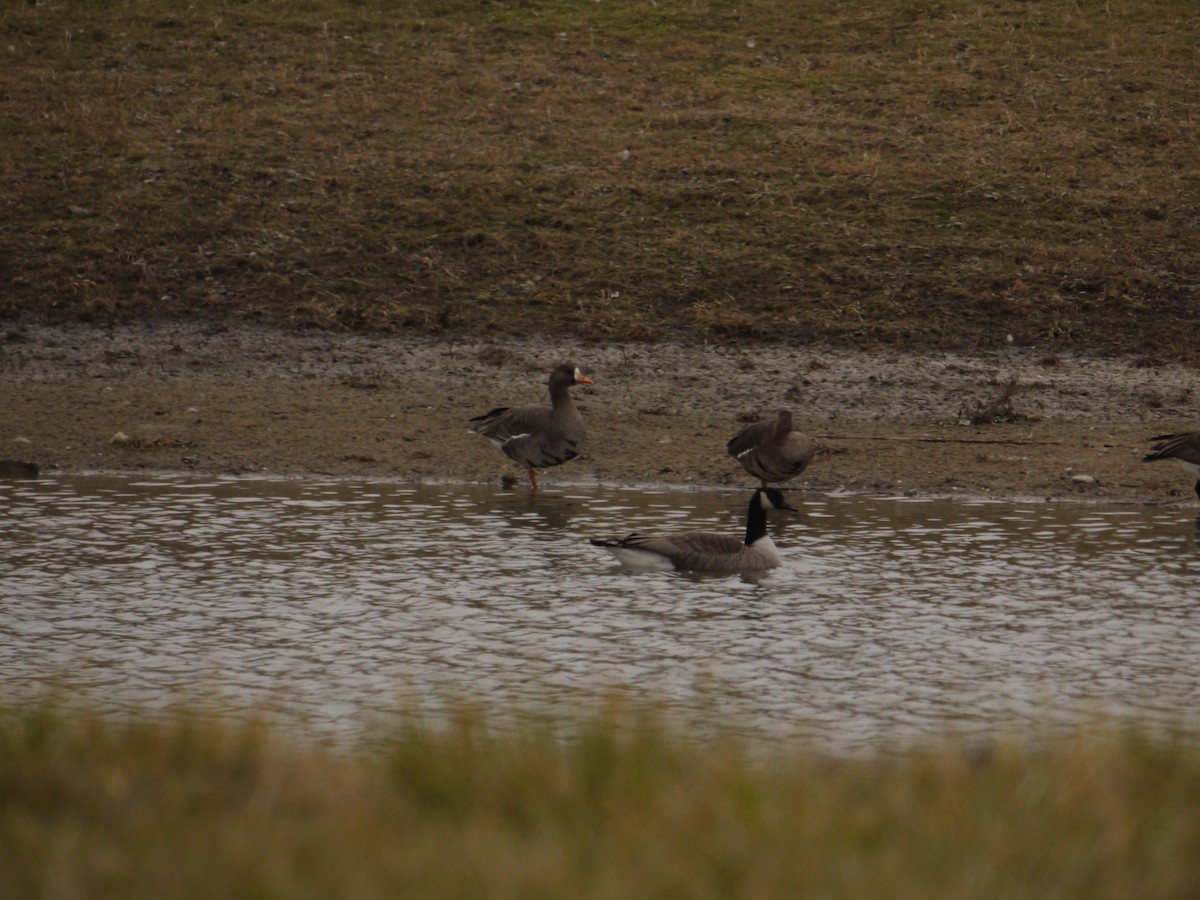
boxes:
[469,362,593,490]
[590,487,796,573]
[726,410,815,488]
[1143,432,1200,500]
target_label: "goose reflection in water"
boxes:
[485,490,581,535]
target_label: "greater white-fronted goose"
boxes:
[1143,432,1200,500]
[726,409,815,488]
[590,487,796,573]
[469,362,593,490]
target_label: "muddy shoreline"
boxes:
[3,322,1199,505]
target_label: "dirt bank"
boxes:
[3,322,1199,505]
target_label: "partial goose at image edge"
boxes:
[1143,432,1200,501]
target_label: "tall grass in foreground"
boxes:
[1,701,1198,899]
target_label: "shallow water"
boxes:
[3,475,1199,750]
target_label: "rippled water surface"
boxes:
[3,476,1200,750]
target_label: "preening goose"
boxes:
[726,410,815,488]
[590,487,796,573]
[1143,432,1200,500]
[469,363,593,490]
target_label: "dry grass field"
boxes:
[3,0,1198,357]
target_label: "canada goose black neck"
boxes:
[744,487,794,545]
[743,502,766,545]
[744,490,770,546]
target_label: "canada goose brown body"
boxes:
[726,410,814,487]
[470,363,593,489]
[1143,432,1200,500]
[590,488,796,573]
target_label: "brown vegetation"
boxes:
[2,700,1199,898]
[3,1,1199,358]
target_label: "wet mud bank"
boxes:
[3,322,1199,505]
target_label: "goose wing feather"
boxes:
[728,426,814,484]
[470,404,583,469]
[471,404,543,441]
[1145,432,1200,466]
[725,421,773,458]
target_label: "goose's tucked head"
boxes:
[772,410,794,437]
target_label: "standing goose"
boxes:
[726,410,815,488]
[1143,432,1200,501]
[590,487,796,573]
[469,362,593,490]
